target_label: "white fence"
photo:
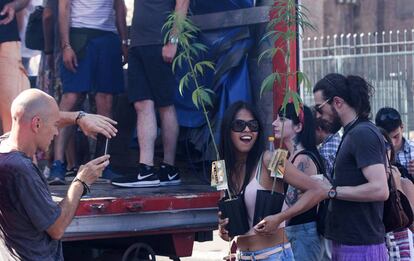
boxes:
[301,29,414,135]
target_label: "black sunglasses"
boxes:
[231,119,259,132]
[314,98,332,114]
[379,112,400,122]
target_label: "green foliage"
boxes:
[259,0,315,147]
[164,11,220,160]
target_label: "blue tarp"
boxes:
[174,0,255,159]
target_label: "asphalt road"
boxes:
[157,230,228,261]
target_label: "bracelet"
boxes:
[73,177,90,197]
[75,111,86,125]
[121,39,130,46]
[62,42,72,50]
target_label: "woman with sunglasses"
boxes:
[379,127,414,261]
[218,101,327,261]
[272,103,325,261]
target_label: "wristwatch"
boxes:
[328,186,337,199]
[75,111,86,125]
[169,35,179,45]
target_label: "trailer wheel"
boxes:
[121,242,156,261]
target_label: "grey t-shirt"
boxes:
[130,0,175,47]
[325,121,386,245]
[0,151,62,261]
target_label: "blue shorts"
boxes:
[127,45,176,107]
[285,221,322,261]
[60,32,124,94]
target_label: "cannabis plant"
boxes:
[259,0,315,190]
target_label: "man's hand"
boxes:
[162,43,177,63]
[77,113,118,139]
[62,47,78,72]
[76,155,110,185]
[253,214,283,235]
[218,211,230,241]
[408,160,414,177]
[311,174,332,198]
[0,3,16,25]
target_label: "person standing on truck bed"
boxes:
[0,0,31,134]
[0,89,116,261]
[47,0,127,185]
[111,0,189,188]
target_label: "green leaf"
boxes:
[192,89,199,109]
[198,88,213,107]
[260,73,277,97]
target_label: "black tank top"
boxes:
[287,150,323,226]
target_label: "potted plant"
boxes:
[163,12,249,237]
[253,0,314,225]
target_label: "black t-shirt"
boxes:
[325,121,386,245]
[0,0,20,43]
[130,0,175,47]
[0,151,63,261]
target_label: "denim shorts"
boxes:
[285,221,321,261]
[238,243,294,261]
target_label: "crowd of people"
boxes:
[2,0,414,261]
[218,74,414,261]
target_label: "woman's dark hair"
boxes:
[313,73,374,120]
[219,101,265,195]
[280,103,326,173]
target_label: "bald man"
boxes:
[0,89,110,261]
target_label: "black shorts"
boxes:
[127,45,176,107]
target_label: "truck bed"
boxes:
[50,182,220,242]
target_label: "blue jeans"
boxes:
[285,221,321,261]
[238,243,294,261]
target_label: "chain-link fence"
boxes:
[301,29,414,136]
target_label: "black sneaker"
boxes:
[158,163,181,186]
[111,163,160,188]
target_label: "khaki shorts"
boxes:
[0,41,30,132]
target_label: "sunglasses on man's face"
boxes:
[231,119,259,132]
[314,98,332,114]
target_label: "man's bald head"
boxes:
[11,89,59,123]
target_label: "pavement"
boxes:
[157,230,229,261]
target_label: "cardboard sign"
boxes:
[211,160,228,191]
[268,149,288,178]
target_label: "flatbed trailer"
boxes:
[50,182,220,260]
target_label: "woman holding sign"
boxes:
[273,103,325,261]
[218,101,327,261]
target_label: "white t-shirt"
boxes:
[70,0,117,32]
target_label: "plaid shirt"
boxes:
[319,132,341,178]
[396,138,414,170]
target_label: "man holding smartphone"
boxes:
[0,89,112,261]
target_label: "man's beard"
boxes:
[327,107,342,133]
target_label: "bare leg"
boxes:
[95,92,113,118]
[134,100,156,166]
[54,92,84,162]
[95,93,113,158]
[159,105,179,166]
